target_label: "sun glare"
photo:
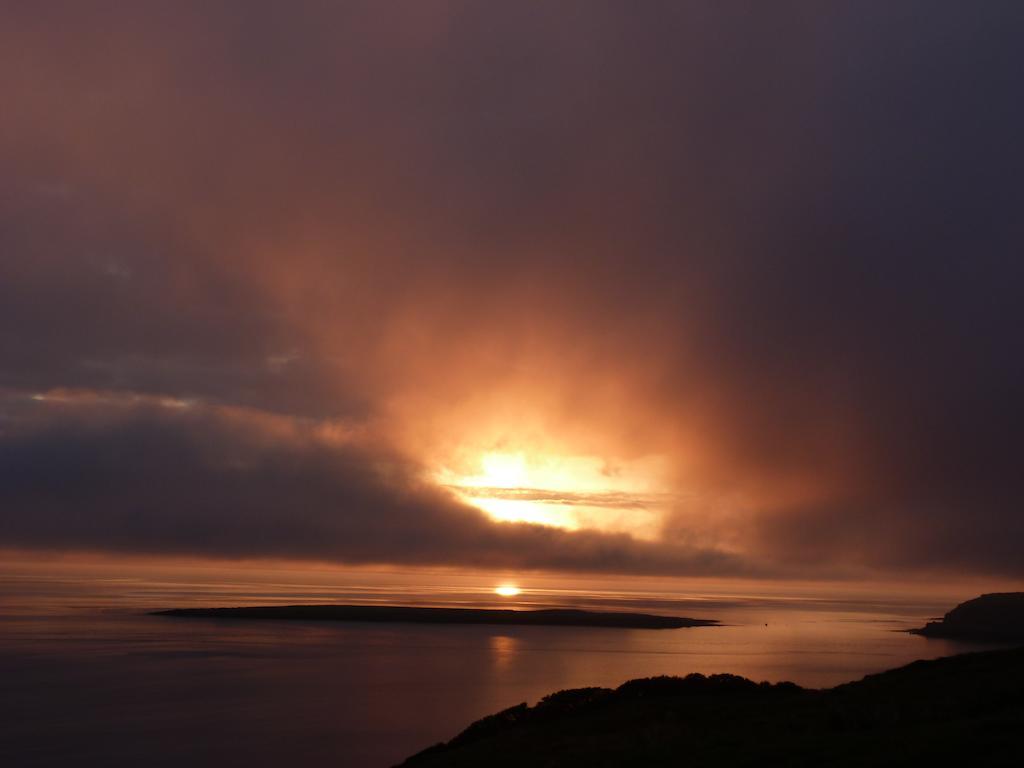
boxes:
[494,585,521,597]
[465,451,528,489]
[437,449,668,538]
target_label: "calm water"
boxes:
[0,563,1006,767]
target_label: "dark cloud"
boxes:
[0,393,749,576]
[1,2,1022,578]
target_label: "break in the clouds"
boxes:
[1,2,1022,578]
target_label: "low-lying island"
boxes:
[153,604,718,630]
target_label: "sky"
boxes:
[1,1,1022,583]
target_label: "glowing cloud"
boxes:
[437,450,669,538]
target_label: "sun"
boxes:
[494,585,521,597]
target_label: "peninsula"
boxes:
[152,605,718,630]
[910,592,1024,643]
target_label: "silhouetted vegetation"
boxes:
[400,646,1024,767]
[153,605,717,630]
[911,592,1024,642]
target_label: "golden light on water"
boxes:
[494,585,521,597]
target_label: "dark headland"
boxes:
[910,592,1024,643]
[152,605,717,630]
[399,645,1024,767]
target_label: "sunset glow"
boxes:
[468,452,529,489]
[5,4,1024,767]
[438,450,668,537]
[2,0,1022,607]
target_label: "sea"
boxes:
[0,556,1012,767]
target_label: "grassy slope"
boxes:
[400,646,1024,767]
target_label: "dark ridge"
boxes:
[151,605,718,630]
[399,646,1024,767]
[910,592,1024,642]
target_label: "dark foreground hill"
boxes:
[400,646,1024,767]
[153,605,716,630]
[911,593,1024,642]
